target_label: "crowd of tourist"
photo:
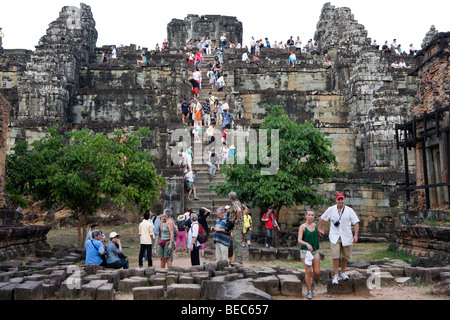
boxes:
[83,192,360,300]
[372,38,418,57]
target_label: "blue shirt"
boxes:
[153,216,161,235]
[85,239,105,266]
[213,217,231,247]
[222,112,233,128]
[106,241,123,265]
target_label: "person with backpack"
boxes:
[198,207,211,258]
[176,214,187,252]
[261,205,280,249]
[188,213,202,265]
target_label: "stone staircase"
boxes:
[178,51,234,232]
[184,141,230,222]
[197,54,227,105]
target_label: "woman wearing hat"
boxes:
[176,214,187,252]
[106,232,129,269]
[298,210,320,299]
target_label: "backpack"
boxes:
[196,222,208,244]
[177,219,186,231]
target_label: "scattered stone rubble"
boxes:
[0,245,449,300]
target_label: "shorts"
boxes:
[300,249,320,259]
[186,181,194,191]
[182,111,189,118]
[158,240,172,259]
[330,237,352,260]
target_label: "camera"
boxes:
[333,221,340,227]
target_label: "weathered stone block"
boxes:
[118,277,148,292]
[145,266,156,277]
[277,274,302,297]
[276,249,291,260]
[179,274,194,284]
[99,270,120,286]
[14,281,43,300]
[151,274,166,286]
[0,271,15,283]
[118,268,133,279]
[59,277,81,299]
[133,286,165,300]
[225,273,242,282]
[352,276,371,296]
[131,267,146,277]
[80,280,108,300]
[166,274,178,286]
[96,283,115,300]
[439,272,450,281]
[192,271,210,285]
[254,276,280,296]
[201,278,227,300]
[260,249,277,261]
[216,279,271,300]
[42,280,58,299]
[395,277,414,286]
[248,248,262,261]
[0,283,17,300]
[167,284,201,300]
[326,279,354,294]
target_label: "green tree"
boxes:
[212,105,342,245]
[6,128,166,248]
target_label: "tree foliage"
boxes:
[212,104,342,213]
[6,128,166,248]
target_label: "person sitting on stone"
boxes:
[288,52,297,67]
[399,60,411,69]
[324,54,333,67]
[137,53,147,67]
[391,60,400,68]
[162,39,169,51]
[242,51,250,63]
[106,232,129,269]
[371,40,380,50]
[85,230,107,267]
[409,43,417,56]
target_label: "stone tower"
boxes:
[167,14,243,49]
[17,3,97,124]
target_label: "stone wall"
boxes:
[167,14,243,49]
[0,4,434,240]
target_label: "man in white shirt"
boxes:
[139,211,154,267]
[318,193,359,284]
[390,39,398,50]
[184,169,199,200]
[179,151,192,172]
[242,51,250,63]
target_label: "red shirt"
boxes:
[262,212,277,229]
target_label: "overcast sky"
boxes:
[0,0,448,51]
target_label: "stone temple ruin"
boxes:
[0,2,449,299]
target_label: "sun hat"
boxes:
[177,214,185,221]
[109,232,119,239]
[225,205,231,210]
